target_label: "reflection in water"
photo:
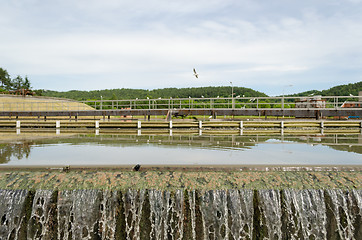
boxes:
[0,142,31,164]
[0,133,361,165]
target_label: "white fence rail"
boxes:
[0,96,360,111]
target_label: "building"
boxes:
[296,95,326,108]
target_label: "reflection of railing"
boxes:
[81,96,362,110]
[82,134,362,149]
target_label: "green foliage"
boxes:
[0,68,11,89]
[33,89,43,96]
[0,67,32,90]
[41,86,268,100]
[290,82,361,97]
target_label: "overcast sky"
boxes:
[1,0,361,95]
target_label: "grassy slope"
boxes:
[0,95,94,111]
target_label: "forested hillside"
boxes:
[38,81,361,100]
[290,81,361,97]
[41,86,268,100]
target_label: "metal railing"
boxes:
[0,96,360,111]
[81,96,361,110]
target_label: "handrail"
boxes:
[0,95,360,111]
[81,96,361,110]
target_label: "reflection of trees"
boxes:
[0,142,32,164]
[328,145,362,154]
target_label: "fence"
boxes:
[0,96,360,112]
[81,96,361,110]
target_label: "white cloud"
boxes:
[0,0,361,95]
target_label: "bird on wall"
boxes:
[193,68,199,78]
[133,164,141,171]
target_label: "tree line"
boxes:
[0,67,31,91]
[41,81,361,101]
[289,82,361,97]
[41,86,268,100]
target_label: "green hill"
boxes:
[40,86,268,101]
[38,81,361,101]
[290,81,361,97]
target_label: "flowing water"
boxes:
[0,134,361,239]
[0,189,361,239]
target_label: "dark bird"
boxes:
[133,164,141,171]
[193,68,199,78]
[62,165,70,173]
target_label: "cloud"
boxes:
[0,0,361,95]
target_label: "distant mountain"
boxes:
[289,81,361,97]
[40,86,268,100]
[38,82,361,100]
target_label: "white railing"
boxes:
[0,96,360,111]
[81,96,361,110]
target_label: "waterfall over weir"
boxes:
[0,189,361,240]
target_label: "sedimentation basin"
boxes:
[0,122,361,239]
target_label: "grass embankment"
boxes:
[0,95,94,111]
[0,169,360,190]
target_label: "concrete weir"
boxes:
[0,168,361,239]
[0,188,361,239]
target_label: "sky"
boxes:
[0,0,361,96]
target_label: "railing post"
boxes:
[56,121,60,128]
[199,120,202,129]
[137,121,141,129]
[240,121,243,129]
[16,120,21,128]
[169,120,173,129]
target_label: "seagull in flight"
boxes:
[193,68,199,78]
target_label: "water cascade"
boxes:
[0,189,361,239]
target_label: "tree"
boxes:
[0,67,11,90]
[23,76,31,89]
[0,67,32,91]
[12,75,26,90]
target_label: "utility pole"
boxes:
[230,81,235,108]
[100,96,103,110]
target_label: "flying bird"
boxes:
[193,68,199,78]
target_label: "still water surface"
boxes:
[1,133,361,166]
